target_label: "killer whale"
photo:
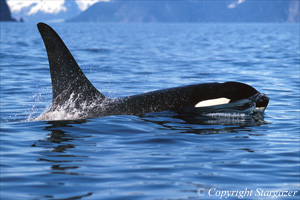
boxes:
[36,23,269,121]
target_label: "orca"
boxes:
[36,23,269,121]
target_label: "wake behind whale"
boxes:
[34,23,269,121]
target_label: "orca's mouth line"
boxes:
[34,23,269,121]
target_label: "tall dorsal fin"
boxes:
[37,22,105,110]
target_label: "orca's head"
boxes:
[194,81,269,113]
[222,82,269,112]
[221,82,258,101]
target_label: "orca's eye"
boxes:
[195,97,230,108]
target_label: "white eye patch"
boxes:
[195,97,230,108]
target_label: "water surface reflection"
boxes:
[31,114,268,199]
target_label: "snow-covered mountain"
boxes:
[6,0,107,22]
[69,0,299,23]
[6,0,300,23]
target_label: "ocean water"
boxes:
[0,22,299,200]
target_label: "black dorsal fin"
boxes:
[37,22,105,109]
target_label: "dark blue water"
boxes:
[1,22,299,200]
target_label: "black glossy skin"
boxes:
[102,82,258,116]
[37,23,269,119]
